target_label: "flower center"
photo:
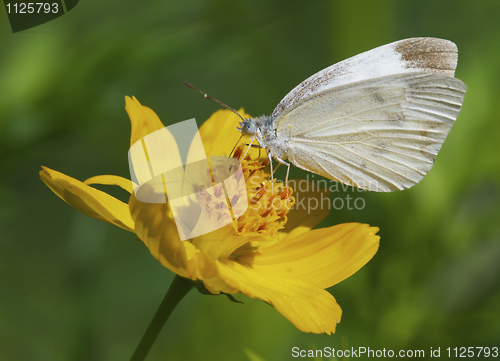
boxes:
[233,145,295,238]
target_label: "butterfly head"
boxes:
[237,118,258,137]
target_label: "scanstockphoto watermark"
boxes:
[245,174,380,213]
[292,346,499,358]
[292,346,429,358]
[128,117,381,241]
[128,119,250,241]
[294,190,366,213]
[289,174,382,194]
[288,175,380,214]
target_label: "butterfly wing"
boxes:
[275,72,466,191]
[272,38,459,118]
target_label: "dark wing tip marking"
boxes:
[394,38,459,77]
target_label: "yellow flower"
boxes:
[40,96,380,334]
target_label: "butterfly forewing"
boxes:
[272,38,459,118]
[275,72,466,192]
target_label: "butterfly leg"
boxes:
[268,152,275,194]
[241,136,256,160]
[274,156,290,190]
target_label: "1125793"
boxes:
[5,3,59,14]
[447,347,498,358]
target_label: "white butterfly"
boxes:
[192,38,467,192]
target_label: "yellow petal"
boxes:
[212,259,342,334]
[191,220,251,260]
[279,179,331,241]
[238,223,379,289]
[84,175,134,194]
[125,96,166,146]
[198,109,260,158]
[128,192,197,279]
[195,252,240,294]
[40,167,135,232]
[125,95,184,206]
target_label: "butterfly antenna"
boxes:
[185,81,245,122]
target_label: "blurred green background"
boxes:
[1,0,500,360]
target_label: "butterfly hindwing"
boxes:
[276,72,466,191]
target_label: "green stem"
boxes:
[129,275,193,361]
